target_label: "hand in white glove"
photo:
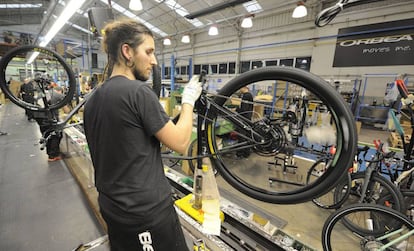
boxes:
[181,75,202,107]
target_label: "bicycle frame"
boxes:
[375,228,414,251]
[38,88,97,146]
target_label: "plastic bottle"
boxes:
[201,158,221,235]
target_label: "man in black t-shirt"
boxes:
[20,78,35,121]
[236,86,254,120]
[83,19,202,251]
[34,86,70,161]
[236,86,254,158]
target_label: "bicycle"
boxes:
[0,44,357,204]
[330,140,406,234]
[322,203,414,251]
[306,145,366,210]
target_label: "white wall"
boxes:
[157,1,414,100]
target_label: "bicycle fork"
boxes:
[358,164,376,203]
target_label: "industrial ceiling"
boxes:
[0,0,411,54]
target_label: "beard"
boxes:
[132,66,148,82]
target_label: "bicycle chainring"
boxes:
[252,120,287,156]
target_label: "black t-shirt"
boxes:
[236,92,254,120]
[83,76,171,224]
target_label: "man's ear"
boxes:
[120,44,131,61]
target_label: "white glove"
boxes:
[181,75,202,107]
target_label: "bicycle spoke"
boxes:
[204,67,357,204]
[0,45,76,112]
[322,204,414,251]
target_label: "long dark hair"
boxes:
[101,18,153,82]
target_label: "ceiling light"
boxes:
[181,34,190,43]
[241,16,253,28]
[292,1,307,18]
[38,0,86,48]
[129,0,143,11]
[208,25,218,36]
[163,38,171,45]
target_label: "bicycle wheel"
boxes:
[204,66,357,204]
[0,45,76,111]
[333,172,405,235]
[322,203,414,251]
[187,138,198,174]
[306,158,351,209]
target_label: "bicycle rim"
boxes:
[334,172,405,235]
[0,45,76,111]
[309,163,351,210]
[322,203,414,251]
[205,66,357,204]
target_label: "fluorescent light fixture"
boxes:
[52,14,92,35]
[241,16,253,28]
[292,2,307,18]
[0,4,42,8]
[208,25,218,36]
[163,38,171,45]
[181,35,190,43]
[129,0,143,11]
[27,52,40,64]
[39,0,86,47]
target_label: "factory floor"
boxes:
[0,101,395,251]
[0,103,109,250]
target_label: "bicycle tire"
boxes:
[152,64,161,97]
[205,66,357,204]
[333,172,405,235]
[161,149,180,168]
[0,45,76,111]
[322,203,414,251]
[306,158,351,209]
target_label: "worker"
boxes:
[83,18,202,251]
[236,86,254,158]
[19,77,36,121]
[35,86,70,161]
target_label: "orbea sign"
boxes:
[333,19,414,67]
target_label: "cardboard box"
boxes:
[356,121,362,135]
[159,98,170,116]
[172,105,181,118]
[253,104,264,120]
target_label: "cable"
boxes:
[315,0,385,27]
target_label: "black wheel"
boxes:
[187,138,217,175]
[322,203,414,251]
[0,45,76,111]
[161,148,180,168]
[333,172,405,235]
[307,158,351,209]
[151,64,161,97]
[204,66,357,204]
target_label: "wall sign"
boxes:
[333,19,414,67]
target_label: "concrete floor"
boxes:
[0,101,395,251]
[0,103,109,251]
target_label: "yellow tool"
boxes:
[175,194,224,224]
